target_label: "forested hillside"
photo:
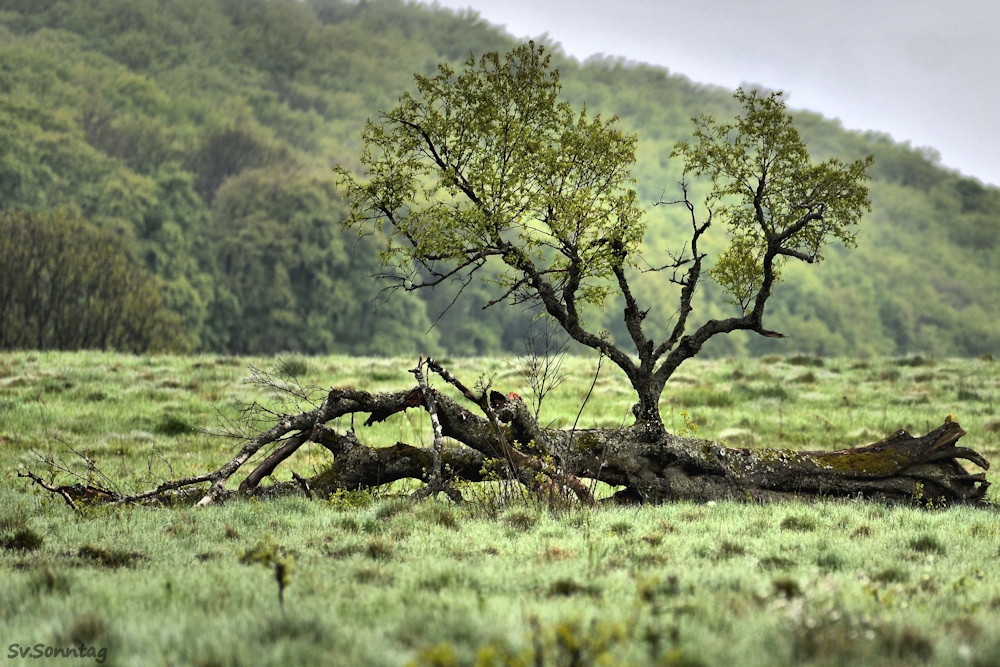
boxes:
[1,0,998,357]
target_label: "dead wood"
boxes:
[19,359,991,509]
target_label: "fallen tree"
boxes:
[20,43,992,508]
[19,357,991,508]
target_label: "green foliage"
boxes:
[674,89,873,312]
[0,1,997,357]
[188,126,291,204]
[207,168,435,354]
[0,210,185,352]
[337,41,645,309]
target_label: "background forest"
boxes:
[1,0,998,358]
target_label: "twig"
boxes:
[17,471,80,512]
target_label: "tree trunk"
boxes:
[21,363,991,508]
[545,420,989,505]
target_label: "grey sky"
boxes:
[426,0,1000,186]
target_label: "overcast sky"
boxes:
[425,0,999,187]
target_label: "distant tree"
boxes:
[206,168,435,355]
[221,0,322,79]
[188,126,289,204]
[0,209,185,352]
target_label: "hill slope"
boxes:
[1,0,997,357]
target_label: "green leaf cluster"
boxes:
[673,89,873,313]
[338,42,645,309]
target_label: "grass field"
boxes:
[2,351,1000,666]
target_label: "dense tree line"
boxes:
[0,0,997,357]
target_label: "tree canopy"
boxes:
[337,42,874,428]
[675,89,873,318]
[338,43,645,311]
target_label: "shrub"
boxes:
[608,520,632,536]
[759,556,797,571]
[872,566,910,584]
[547,577,601,598]
[787,355,824,367]
[908,534,946,555]
[815,552,846,572]
[154,413,197,436]
[364,538,393,561]
[503,509,539,532]
[77,545,146,568]
[713,540,747,560]
[277,356,311,379]
[772,576,802,598]
[734,383,792,401]
[0,517,43,551]
[0,210,184,352]
[780,515,817,532]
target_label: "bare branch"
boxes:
[17,471,82,512]
[410,357,461,502]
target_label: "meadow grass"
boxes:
[1,351,1000,666]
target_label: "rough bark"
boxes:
[21,361,991,509]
